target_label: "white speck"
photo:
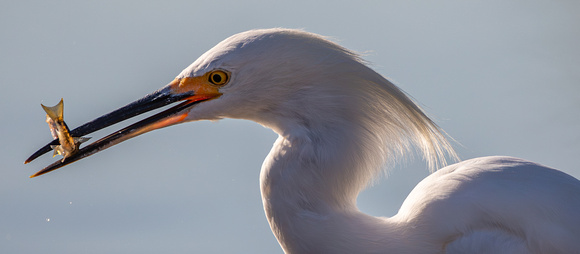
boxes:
[46,218,50,222]
[69,202,73,205]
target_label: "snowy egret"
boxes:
[27,29,580,253]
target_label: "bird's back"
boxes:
[394,156,580,253]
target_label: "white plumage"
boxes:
[30,28,580,253]
[172,28,580,253]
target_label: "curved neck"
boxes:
[250,64,456,253]
[259,130,414,253]
[260,122,372,209]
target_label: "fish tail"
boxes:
[41,98,64,121]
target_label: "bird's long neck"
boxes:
[259,126,411,253]
[253,60,455,253]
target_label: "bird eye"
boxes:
[208,70,229,86]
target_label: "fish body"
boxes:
[41,99,90,162]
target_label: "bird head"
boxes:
[175,29,366,131]
[27,28,456,177]
[26,28,369,176]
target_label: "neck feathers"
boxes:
[261,59,457,198]
[254,32,457,252]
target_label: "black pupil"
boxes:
[212,74,222,83]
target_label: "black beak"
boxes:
[25,85,201,177]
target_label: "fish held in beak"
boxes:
[41,98,91,162]
[26,75,224,178]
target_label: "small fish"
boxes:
[41,99,90,162]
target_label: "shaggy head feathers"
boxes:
[179,28,457,187]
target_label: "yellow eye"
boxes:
[208,70,229,86]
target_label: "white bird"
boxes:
[27,28,580,253]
